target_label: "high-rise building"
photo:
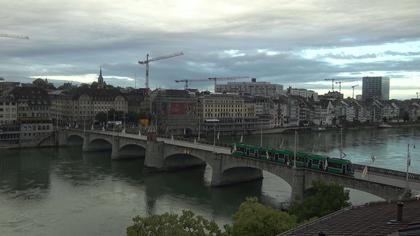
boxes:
[362,76,390,100]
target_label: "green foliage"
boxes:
[95,112,107,123]
[289,181,350,222]
[127,185,348,236]
[127,210,225,236]
[107,109,124,120]
[228,197,297,236]
[127,111,142,123]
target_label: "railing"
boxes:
[66,129,420,181]
[353,164,420,181]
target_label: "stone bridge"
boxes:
[58,129,412,201]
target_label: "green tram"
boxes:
[231,143,354,176]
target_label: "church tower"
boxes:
[98,67,105,88]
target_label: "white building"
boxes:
[288,88,319,101]
[0,98,17,125]
[215,78,283,97]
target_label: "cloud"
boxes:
[1,0,420,99]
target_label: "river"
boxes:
[0,127,419,235]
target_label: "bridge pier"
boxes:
[144,140,165,170]
[82,133,91,151]
[59,130,414,202]
[291,169,306,202]
[111,138,120,160]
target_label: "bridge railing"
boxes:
[353,164,420,181]
[156,135,231,148]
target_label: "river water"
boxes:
[1,127,419,235]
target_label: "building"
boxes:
[0,81,20,96]
[198,93,260,135]
[215,78,283,97]
[11,87,51,122]
[287,87,319,101]
[0,86,54,147]
[0,97,17,125]
[281,199,420,236]
[152,89,197,136]
[124,88,150,116]
[362,76,390,100]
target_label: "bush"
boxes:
[289,181,350,222]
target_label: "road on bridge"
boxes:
[76,129,420,195]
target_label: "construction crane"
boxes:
[351,84,359,99]
[138,52,183,89]
[175,79,209,90]
[324,78,336,91]
[0,33,29,40]
[208,76,250,92]
[335,81,342,92]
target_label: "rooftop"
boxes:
[280,199,420,236]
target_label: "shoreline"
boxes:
[256,122,420,135]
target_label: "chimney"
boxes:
[397,201,404,222]
[251,78,256,83]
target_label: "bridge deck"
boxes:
[66,129,420,193]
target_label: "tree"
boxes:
[127,111,141,123]
[95,112,107,123]
[289,181,350,222]
[227,198,297,236]
[126,210,225,236]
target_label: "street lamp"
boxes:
[205,118,219,152]
[293,130,298,168]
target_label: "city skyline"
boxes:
[1,0,420,99]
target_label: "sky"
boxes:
[1,0,420,99]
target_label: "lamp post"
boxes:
[205,118,219,152]
[293,130,298,168]
[198,115,201,141]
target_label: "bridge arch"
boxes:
[217,166,264,186]
[67,134,84,145]
[85,137,112,152]
[303,170,406,201]
[163,153,206,170]
[118,143,146,158]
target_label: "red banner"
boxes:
[169,102,187,115]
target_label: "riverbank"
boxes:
[251,122,420,135]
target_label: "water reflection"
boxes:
[0,127,419,235]
[0,149,51,200]
[220,127,420,173]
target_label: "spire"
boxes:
[98,66,104,86]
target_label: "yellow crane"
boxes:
[0,33,29,40]
[138,52,183,89]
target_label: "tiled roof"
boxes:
[280,199,420,236]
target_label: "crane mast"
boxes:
[138,52,183,89]
[335,81,342,92]
[175,79,209,90]
[0,33,29,40]
[351,84,359,99]
[324,78,336,91]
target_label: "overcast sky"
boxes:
[1,0,420,99]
